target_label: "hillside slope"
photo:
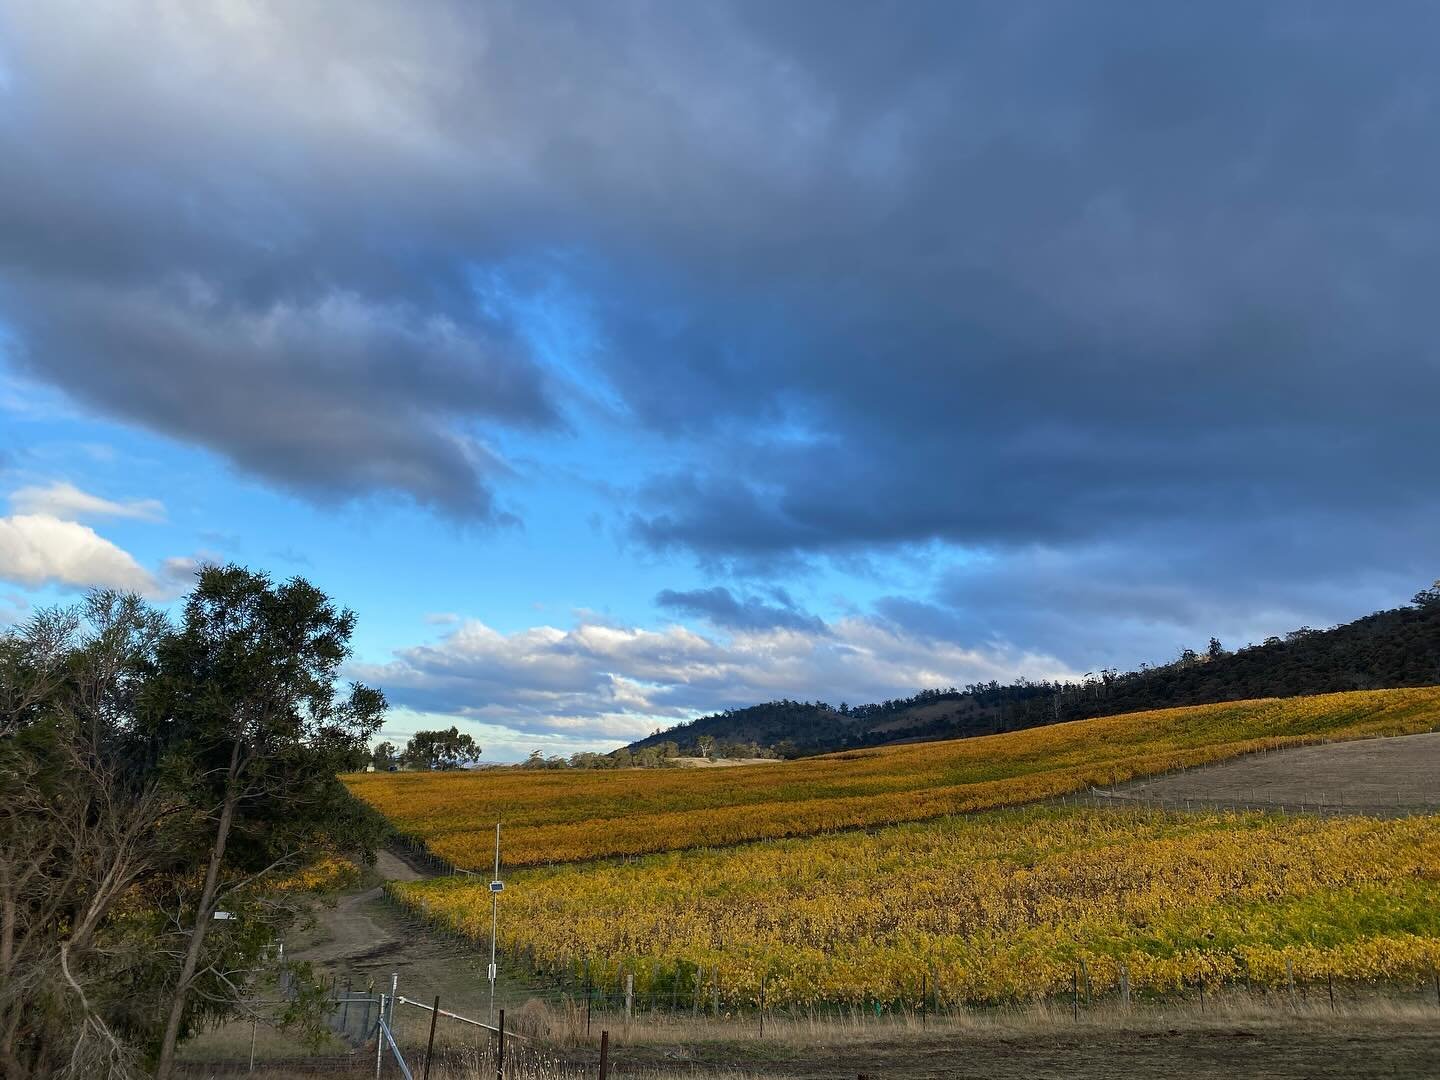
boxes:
[629,592,1440,757]
[347,686,1440,867]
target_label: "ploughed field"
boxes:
[343,687,1440,867]
[1102,729,1440,813]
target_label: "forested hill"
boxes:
[627,585,1440,758]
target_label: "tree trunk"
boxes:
[153,740,242,1080]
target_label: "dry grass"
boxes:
[508,987,1440,1049]
[176,1017,344,1062]
[194,991,1440,1079]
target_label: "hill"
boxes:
[345,686,1440,867]
[627,585,1440,757]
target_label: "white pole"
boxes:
[375,994,385,1079]
[489,822,501,1024]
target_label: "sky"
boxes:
[1,1,1437,760]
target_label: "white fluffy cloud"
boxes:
[0,513,158,594]
[0,482,194,597]
[9,481,166,522]
[357,613,1075,755]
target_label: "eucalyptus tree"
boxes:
[146,565,384,1079]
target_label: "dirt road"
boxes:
[288,850,420,973]
[286,847,551,1042]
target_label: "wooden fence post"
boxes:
[625,973,633,1021]
[598,1030,610,1080]
[497,1009,505,1080]
[422,995,440,1080]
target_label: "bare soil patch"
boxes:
[1098,730,1440,812]
[668,757,780,768]
[285,847,553,1032]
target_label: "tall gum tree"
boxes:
[146,566,384,1080]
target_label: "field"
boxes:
[391,804,1440,1010]
[1106,730,1440,812]
[344,687,1440,867]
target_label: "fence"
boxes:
[394,834,476,878]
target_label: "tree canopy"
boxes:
[399,725,481,770]
[0,566,387,1080]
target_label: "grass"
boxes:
[182,994,1440,1079]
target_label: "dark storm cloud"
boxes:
[655,585,827,633]
[1,1,1438,640]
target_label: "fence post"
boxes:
[625,973,633,1021]
[342,978,352,1033]
[759,976,766,1038]
[1071,970,1079,1021]
[598,1030,610,1080]
[422,995,440,1080]
[712,966,720,1017]
[497,1008,506,1080]
[248,1020,257,1073]
[1119,964,1130,1012]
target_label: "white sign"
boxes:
[487,962,497,981]
[489,880,504,893]
[213,911,235,921]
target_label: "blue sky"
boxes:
[2,2,1436,759]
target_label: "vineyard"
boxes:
[344,687,1440,867]
[391,805,1440,1009]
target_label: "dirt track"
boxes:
[286,847,552,1040]
[287,850,420,973]
[1100,731,1440,812]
